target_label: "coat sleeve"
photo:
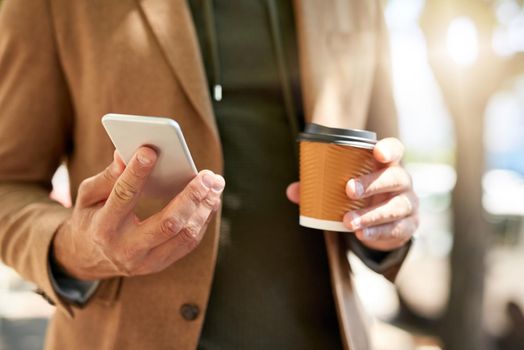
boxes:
[347,235,412,282]
[348,0,410,282]
[0,0,75,315]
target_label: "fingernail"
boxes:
[202,172,215,189]
[348,212,361,230]
[364,227,378,240]
[349,179,364,198]
[137,153,152,165]
[212,175,225,193]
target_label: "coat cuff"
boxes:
[30,205,76,317]
[48,249,100,306]
[346,235,412,282]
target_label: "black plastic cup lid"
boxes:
[298,123,377,149]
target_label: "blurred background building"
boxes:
[1,0,524,349]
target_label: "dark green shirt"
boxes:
[189,1,342,348]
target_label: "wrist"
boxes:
[52,219,87,280]
[358,234,411,252]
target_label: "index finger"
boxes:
[374,137,404,165]
[137,170,224,248]
[76,151,125,207]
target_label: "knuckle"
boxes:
[160,217,182,238]
[186,187,205,205]
[184,223,201,239]
[112,252,137,277]
[113,179,137,202]
[378,210,395,223]
[386,167,406,189]
[201,195,217,210]
[179,225,201,250]
[365,208,392,225]
[121,244,141,263]
[78,178,91,195]
[386,209,399,222]
[129,163,148,180]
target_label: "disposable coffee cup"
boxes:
[298,123,378,232]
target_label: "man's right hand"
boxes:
[52,146,225,281]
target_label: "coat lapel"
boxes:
[134,0,218,138]
[324,232,371,350]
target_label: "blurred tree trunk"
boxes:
[419,1,524,349]
[443,69,489,350]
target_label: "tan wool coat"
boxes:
[0,0,406,349]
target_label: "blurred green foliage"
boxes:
[405,149,455,165]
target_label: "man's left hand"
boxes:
[286,137,418,252]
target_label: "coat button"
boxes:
[180,303,200,321]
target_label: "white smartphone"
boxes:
[102,113,197,199]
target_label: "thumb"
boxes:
[373,137,404,165]
[286,182,300,204]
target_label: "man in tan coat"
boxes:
[0,0,418,349]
